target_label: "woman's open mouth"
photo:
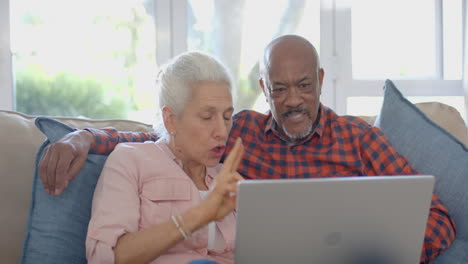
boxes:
[211,145,226,158]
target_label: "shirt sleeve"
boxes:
[84,127,158,155]
[359,126,456,264]
[85,144,141,263]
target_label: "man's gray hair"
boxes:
[154,51,233,138]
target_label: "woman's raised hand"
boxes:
[200,138,245,222]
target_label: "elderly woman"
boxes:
[85,52,244,264]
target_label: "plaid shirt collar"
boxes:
[264,103,325,144]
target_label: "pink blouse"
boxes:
[85,140,236,264]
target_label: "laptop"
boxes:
[234,175,435,264]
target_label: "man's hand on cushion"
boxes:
[38,130,94,196]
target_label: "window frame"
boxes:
[0,0,13,110]
[332,0,464,115]
[0,0,465,117]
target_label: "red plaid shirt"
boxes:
[87,104,455,263]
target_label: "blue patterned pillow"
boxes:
[21,117,106,264]
[375,80,468,263]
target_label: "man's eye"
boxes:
[273,88,286,93]
[299,83,311,88]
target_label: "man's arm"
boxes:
[39,127,157,196]
[85,128,158,155]
[360,127,456,263]
[420,195,456,263]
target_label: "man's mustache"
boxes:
[281,108,310,118]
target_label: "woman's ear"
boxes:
[162,106,177,135]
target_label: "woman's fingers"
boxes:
[224,185,238,195]
[224,175,244,194]
[222,138,244,173]
[217,172,244,190]
[233,172,244,182]
[224,173,244,185]
[212,178,239,198]
[230,140,244,172]
[220,139,237,172]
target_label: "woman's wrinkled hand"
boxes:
[199,138,245,223]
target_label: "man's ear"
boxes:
[162,106,177,134]
[318,68,325,95]
[259,78,269,102]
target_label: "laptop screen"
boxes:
[234,175,434,264]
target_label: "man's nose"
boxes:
[284,86,304,107]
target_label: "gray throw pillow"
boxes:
[21,117,106,264]
[374,80,468,264]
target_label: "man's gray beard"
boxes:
[282,123,314,141]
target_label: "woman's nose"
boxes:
[213,117,229,140]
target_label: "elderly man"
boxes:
[39,35,455,263]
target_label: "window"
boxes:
[442,0,463,80]
[335,0,465,121]
[186,0,320,113]
[1,0,466,123]
[352,0,437,80]
[10,0,158,123]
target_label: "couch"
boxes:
[1,81,467,263]
[0,112,154,263]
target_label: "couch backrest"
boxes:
[413,102,468,145]
[0,103,466,263]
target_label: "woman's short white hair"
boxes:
[154,51,234,138]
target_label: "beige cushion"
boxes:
[357,115,376,125]
[414,102,468,145]
[357,102,468,145]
